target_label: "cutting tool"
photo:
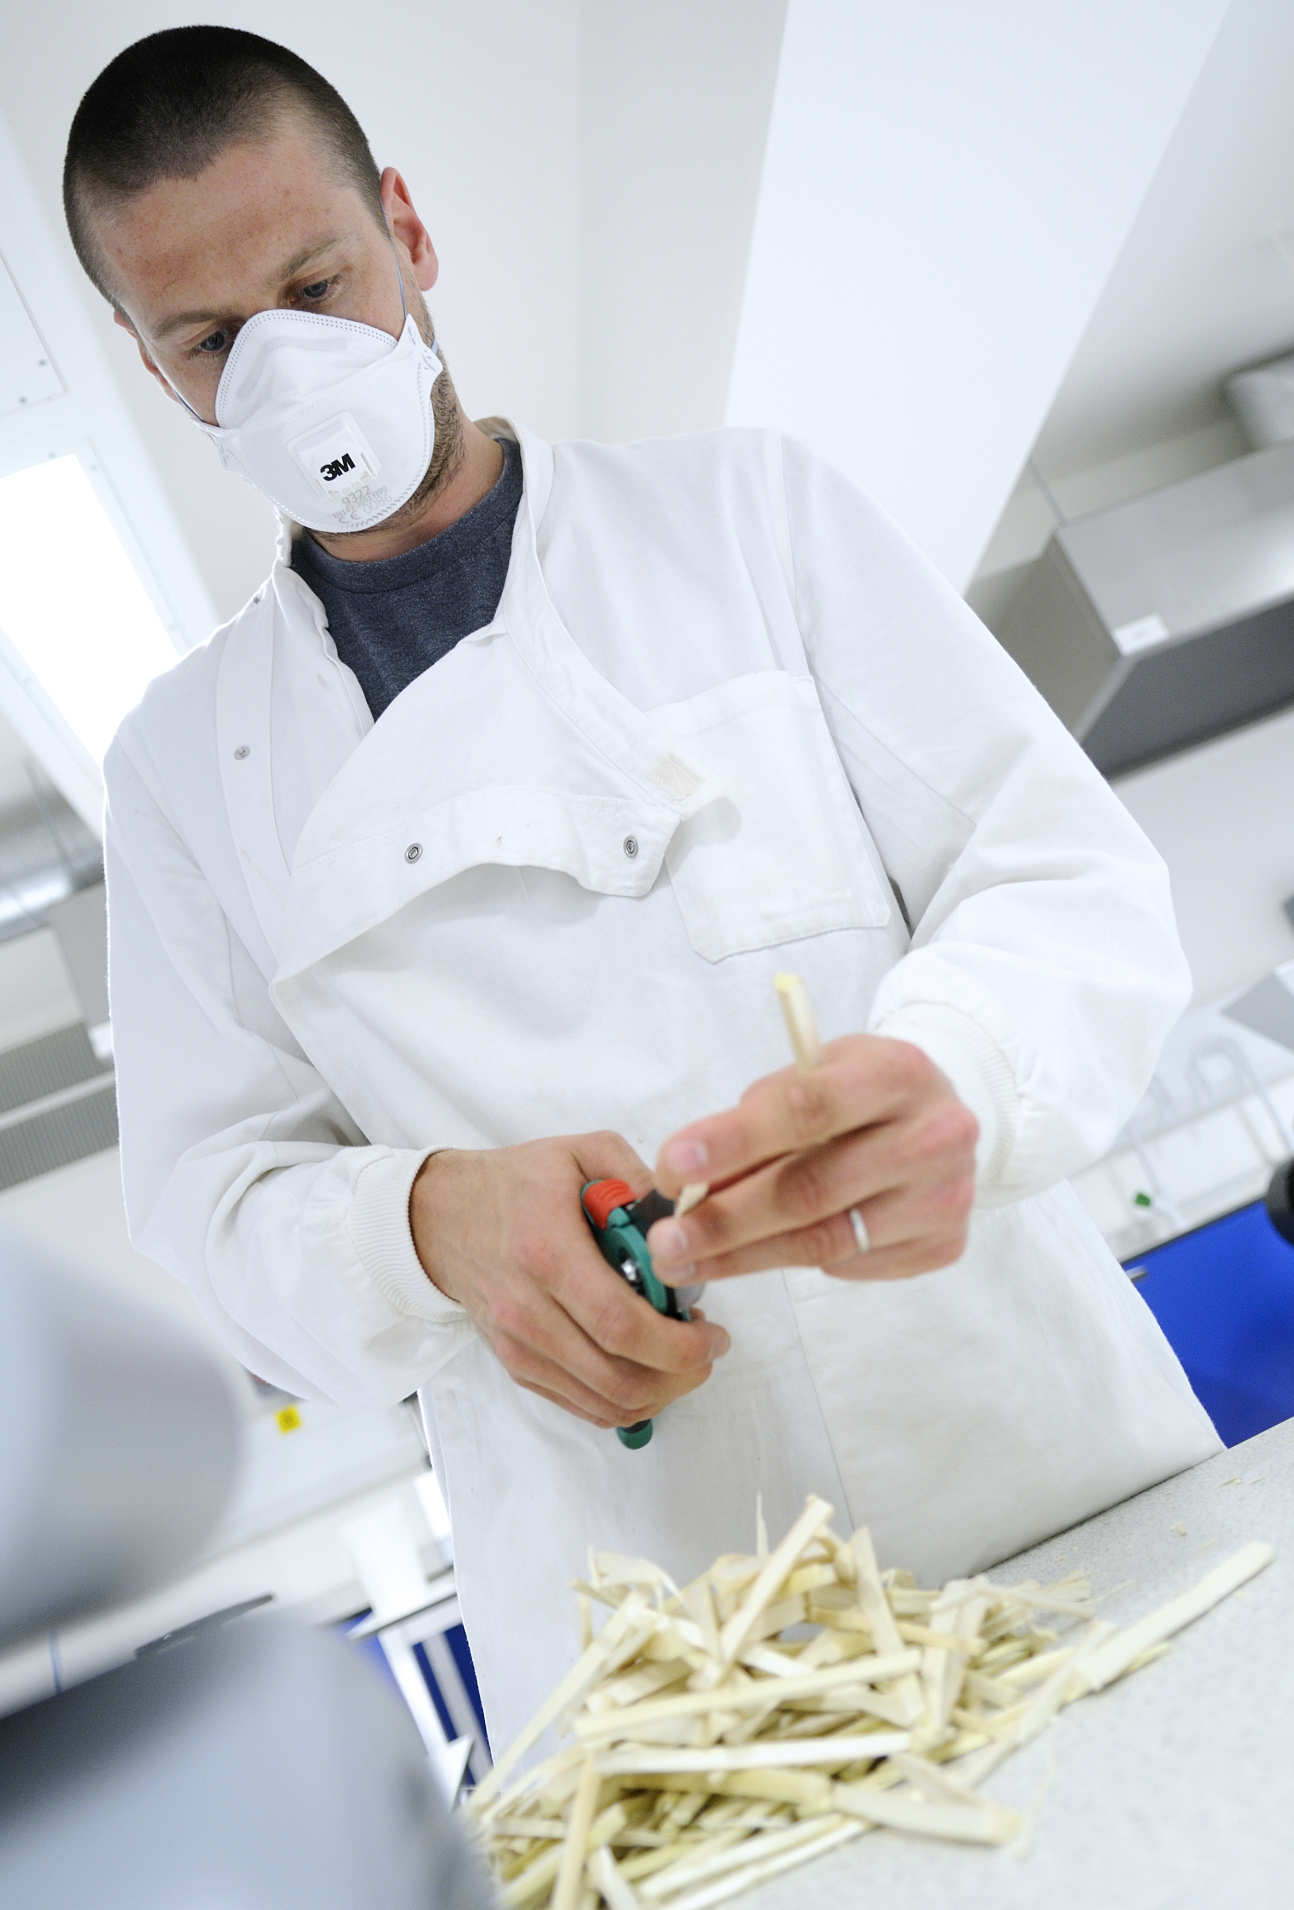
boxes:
[581,1178,701,1450]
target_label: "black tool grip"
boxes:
[626,1188,676,1233]
[1265,1159,1294,1248]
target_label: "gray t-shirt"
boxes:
[290,435,523,721]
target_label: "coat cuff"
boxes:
[347,1147,466,1325]
[867,1003,1019,1194]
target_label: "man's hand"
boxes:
[409,1133,729,1429]
[648,1037,979,1285]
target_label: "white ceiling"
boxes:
[1032,0,1294,481]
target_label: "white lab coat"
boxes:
[104,422,1220,1754]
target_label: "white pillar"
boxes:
[578,0,788,442]
[726,0,1234,590]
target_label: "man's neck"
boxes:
[307,418,506,563]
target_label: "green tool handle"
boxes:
[582,1181,691,1452]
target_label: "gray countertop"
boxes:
[737,1421,1292,1910]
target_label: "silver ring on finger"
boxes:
[847,1205,871,1254]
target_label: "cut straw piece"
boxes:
[652,1769,836,1809]
[714,1496,835,1672]
[998,1644,1077,1689]
[590,1661,690,1715]
[592,1845,642,1909]
[832,1778,1018,1844]
[887,1750,988,1809]
[594,1732,910,1775]
[675,1182,709,1216]
[970,1577,1096,1621]
[922,1582,990,1735]
[590,1553,682,1599]
[473,1595,654,1813]
[638,1815,849,1902]
[488,1814,568,1842]
[1068,1541,1276,1695]
[954,1620,1114,1790]
[553,1759,601,1910]
[576,1649,919,1744]
[663,1820,865,1910]
[773,971,822,1072]
[498,1800,630,1910]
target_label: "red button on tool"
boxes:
[584,1179,635,1229]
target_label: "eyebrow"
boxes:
[152,237,345,341]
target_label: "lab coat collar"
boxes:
[264,415,546,631]
[261,417,715,819]
[219,417,719,976]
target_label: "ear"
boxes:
[114,308,183,406]
[380,167,439,294]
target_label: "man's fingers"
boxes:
[656,1128,902,1268]
[648,1113,964,1273]
[493,1263,718,1421]
[519,1379,619,1430]
[493,1294,713,1423]
[655,1037,930,1198]
[493,1302,664,1422]
[660,1174,975,1283]
[494,1331,640,1427]
[551,1224,728,1376]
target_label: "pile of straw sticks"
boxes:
[468,1495,1273,1910]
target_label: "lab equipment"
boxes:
[1126,1198,1294,1445]
[1265,1156,1294,1247]
[0,1226,496,1909]
[0,1230,241,1647]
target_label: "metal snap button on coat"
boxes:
[622,835,640,859]
[404,843,423,864]
[233,745,250,760]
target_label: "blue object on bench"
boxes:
[1125,1198,1294,1447]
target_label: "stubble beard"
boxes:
[303,277,467,549]
[355,279,465,538]
[398,278,467,515]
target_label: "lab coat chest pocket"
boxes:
[663,673,892,963]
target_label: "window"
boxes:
[0,124,215,833]
[0,454,179,765]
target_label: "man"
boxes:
[65,26,1219,1753]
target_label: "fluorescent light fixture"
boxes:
[0,453,179,764]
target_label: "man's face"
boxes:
[96,111,435,424]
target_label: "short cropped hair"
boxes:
[64,26,385,304]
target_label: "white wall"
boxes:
[0,929,79,1051]
[726,0,1234,591]
[0,0,581,623]
[0,1145,232,1354]
[1113,707,1294,1007]
[578,0,786,443]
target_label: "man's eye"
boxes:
[194,329,229,357]
[300,278,333,301]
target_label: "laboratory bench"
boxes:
[728,1417,1292,1910]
